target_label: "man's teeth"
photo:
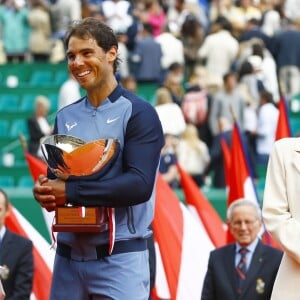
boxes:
[78,71,90,77]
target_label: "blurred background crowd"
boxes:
[1,0,300,191]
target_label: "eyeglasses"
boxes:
[231,219,258,228]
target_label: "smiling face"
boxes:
[66,36,118,93]
[229,204,262,247]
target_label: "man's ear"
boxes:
[107,46,118,63]
[5,206,10,218]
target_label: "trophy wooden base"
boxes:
[53,207,108,233]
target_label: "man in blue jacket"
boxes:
[33,17,164,300]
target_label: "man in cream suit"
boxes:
[263,137,300,299]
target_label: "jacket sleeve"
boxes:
[262,138,300,263]
[65,103,164,208]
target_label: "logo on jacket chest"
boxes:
[65,122,78,131]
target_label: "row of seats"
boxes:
[0,93,58,113]
[0,62,68,88]
[0,118,29,138]
[0,175,33,188]
[27,70,68,87]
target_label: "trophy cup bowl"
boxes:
[40,134,120,232]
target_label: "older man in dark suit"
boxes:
[0,189,34,299]
[201,198,282,300]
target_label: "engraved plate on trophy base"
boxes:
[53,207,108,233]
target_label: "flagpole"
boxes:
[19,133,28,153]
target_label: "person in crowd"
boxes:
[0,0,30,62]
[181,80,212,147]
[0,188,34,299]
[154,86,187,136]
[101,0,133,34]
[159,133,181,189]
[27,0,52,62]
[121,74,138,93]
[176,123,210,186]
[228,0,262,37]
[138,0,166,38]
[27,95,53,159]
[255,90,278,166]
[180,14,205,81]
[162,71,185,106]
[208,71,245,137]
[32,17,164,299]
[202,198,283,300]
[130,22,162,84]
[198,16,239,84]
[239,18,271,52]
[270,18,300,100]
[259,0,281,37]
[251,42,280,103]
[155,25,185,85]
[263,137,300,300]
[116,31,130,79]
[49,0,82,40]
[237,59,263,107]
[205,116,233,188]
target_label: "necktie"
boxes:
[236,248,248,294]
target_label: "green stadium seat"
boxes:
[9,119,28,138]
[19,94,35,112]
[290,117,300,137]
[28,70,53,87]
[0,120,9,137]
[54,70,68,85]
[0,94,19,111]
[137,82,159,104]
[0,175,14,187]
[48,93,58,112]
[17,175,34,187]
[289,94,300,118]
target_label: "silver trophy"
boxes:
[40,134,120,232]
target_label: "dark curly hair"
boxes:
[64,17,120,73]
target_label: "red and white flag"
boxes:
[152,174,213,299]
[225,123,259,243]
[177,164,226,248]
[220,136,231,188]
[275,96,291,140]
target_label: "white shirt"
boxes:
[0,226,5,241]
[198,30,239,80]
[256,103,279,155]
[155,32,184,69]
[101,0,132,33]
